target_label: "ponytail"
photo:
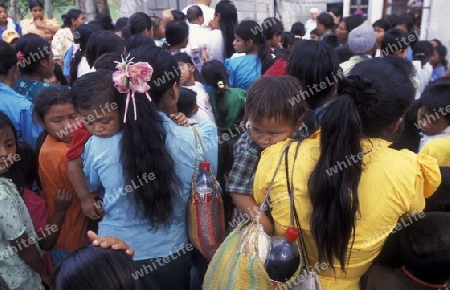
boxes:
[257,40,275,74]
[201,60,229,126]
[308,76,380,270]
[70,48,82,85]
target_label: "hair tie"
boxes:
[294,35,302,39]
[16,52,25,62]
[112,55,153,123]
[217,81,225,89]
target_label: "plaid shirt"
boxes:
[226,130,262,195]
[226,126,308,195]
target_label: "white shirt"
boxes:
[419,126,450,151]
[186,24,209,70]
[184,82,216,125]
[77,57,90,78]
[304,19,317,40]
[204,29,225,63]
[413,61,433,100]
[182,4,215,28]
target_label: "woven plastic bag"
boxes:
[187,126,225,260]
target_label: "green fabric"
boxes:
[209,88,246,135]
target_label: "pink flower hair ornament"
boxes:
[112,55,154,122]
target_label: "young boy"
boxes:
[227,76,307,233]
[228,40,340,230]
[185,5,206,69]
[417,80,450,153]
[173,52,215,125]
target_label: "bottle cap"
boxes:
[285,226,299,242]
[199,161,210,171]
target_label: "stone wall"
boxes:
[121,0,342,29]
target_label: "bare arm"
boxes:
[37,189,72,250]
[231,193,273,235]
[68,157,104,220]
[11,232,50,286]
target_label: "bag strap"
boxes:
[285,141,313,270]
[257,140,294,218]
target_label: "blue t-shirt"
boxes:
[82,113,218,260]
[431,65,446,82]
[12,77,55,102]
[0,83,42,149]
[225,54,262,90]
[63,45,74,78]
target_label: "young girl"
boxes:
[13,34,56,101]
[178,87,199,119]
[33,86,89,265]
[261,17,284,51]
[201,60,245,135]
[412,40,433,99]
[164,20,189,55]
[372,19,391,57]
[151,16,166,47]
[206,0,238,62]
[429,42,448,81]
[226,20,274,90]
[72,45,218,290]
[85,30,124,69]
[174,52,215,125]
[253,56,440,290]
[0,112,49,289]
[51,9,85,67]
[69,24,100,85]
[121,12,153,41]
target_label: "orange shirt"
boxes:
[38,135,89,251]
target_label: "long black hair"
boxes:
[0,40,18,76]
[72,49,179,228]
[122,12,152,40]
[52,244,138,290]
[307,56,415,271]
[215,0,237,58]
[15,34,51,75]
[70,24,100,85]
[85,30,124,68]
[61,9,82,29]
[201,60,229,125]
[235,20,274,74]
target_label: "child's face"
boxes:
[417,106,450,136]
[233,36,252,54]
[42,103,79,143]
[178,62,195,86]
[0,127,17,174]
[428,48,440,66]
[310,33,320,41]
[249,117,300,149]
[78,108,120,138]
[374,26,385,43]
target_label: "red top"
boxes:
[66,123,92,161]
[263,59,287,77]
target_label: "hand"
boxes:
[202,44,210,62]
[54,189,72,213]
[169,112,189,127]
[87,231,135,257]
[34,19,45,29]
[260,213,274,236]
[81,196,105,220]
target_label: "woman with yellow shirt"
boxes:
[21,0,60,42]
[253,56,441,290]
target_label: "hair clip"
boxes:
[112,55,153,123]
[16,51,25,62]
[217,81,225,89]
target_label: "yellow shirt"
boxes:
[253,137,441,290]
[419,136,450,167]
[20,17,59,42]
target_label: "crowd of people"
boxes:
[0,0,449,289]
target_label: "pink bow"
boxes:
[112,57,154,122]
